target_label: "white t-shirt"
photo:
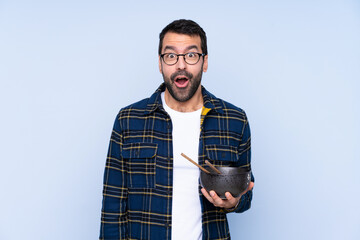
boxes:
[161,92,203,240]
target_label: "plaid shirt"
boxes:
[100,83,253,240]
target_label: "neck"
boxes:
[164,86,203,112]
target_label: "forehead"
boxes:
[162,32,201,52]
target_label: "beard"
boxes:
[161,66,203,102]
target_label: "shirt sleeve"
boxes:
[229,114,254,214]
[100,114,128,239]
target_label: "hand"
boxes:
[201,181,254,209]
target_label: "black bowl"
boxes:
[200,166,251,199]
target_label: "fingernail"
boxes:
[210,191,215,197]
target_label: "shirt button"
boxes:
[167,123,171,129]
[165,222,170,228]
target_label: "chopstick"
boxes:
[205,160,221,174]
[181,153,210,174]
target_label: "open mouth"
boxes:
[174,76,189,88]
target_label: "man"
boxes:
[100,19,254,240]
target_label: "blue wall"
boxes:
[0,0,359,239]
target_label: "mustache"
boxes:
[170,70,193,82]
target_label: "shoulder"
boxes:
[116,97,150,118]
[116,84,164,118]
[204,87,248,121]
[121,97,150,111]
[219,98,248,120]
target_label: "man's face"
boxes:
[159,32,208,102]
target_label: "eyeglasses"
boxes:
[160,52,206,65]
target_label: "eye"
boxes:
[187,52,196,58]
[167,53,176,59]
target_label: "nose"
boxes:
[176,55,187,70]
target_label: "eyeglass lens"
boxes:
[163,53,201,65]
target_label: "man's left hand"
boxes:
[201,181,254,209]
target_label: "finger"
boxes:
[210,190,224,207]
[248,181,254,191]
[201,188,214,204]
[225,192,238,207]
[225,192,234,201]
[240,181,255,196]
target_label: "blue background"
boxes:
[0,0,359,239]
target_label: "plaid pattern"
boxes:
[100,83,253,240]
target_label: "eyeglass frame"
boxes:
[160,52,206,66]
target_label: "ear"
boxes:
[202,55,208,72]
[158,56,162,73]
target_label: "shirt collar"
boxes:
[144,83,224,115]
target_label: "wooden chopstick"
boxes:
[205,160,221,174]
[181,153,210,174]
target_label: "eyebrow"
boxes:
[163,45,199,53]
